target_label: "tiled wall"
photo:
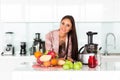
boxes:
[0,22,120,55]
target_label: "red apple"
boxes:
[47,50,57,58]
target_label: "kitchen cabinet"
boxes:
[0,56,35,80]
[55,0,85,22]
[26,0,56,22]
[101,0,118,21]
[0,0,120,22]
[26,5,55,22]
[0,0,56,22]
[0,0,26,22]
[55,5,82,22]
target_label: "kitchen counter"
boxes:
[1,55,120,80]
[12,61,120,80]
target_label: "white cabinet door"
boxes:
[102,0,117,21]
[85,0,120,22]
[84,0,103,22]
[96,0,120,22]
[85,4,103,22]
[26,5,55,22]
[25,0,56,22]
[0,0,25,22]
[55,5,80,22]
[55,0,85,22]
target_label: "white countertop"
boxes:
[13,61,120,71]
[1,55,120,80]
[12,61,120,80]
[1,55,120,71]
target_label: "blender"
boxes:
[1,32,15,56]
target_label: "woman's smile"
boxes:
[60,19,72,34]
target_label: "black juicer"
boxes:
[78,31,98,63]
[30,33,45,55]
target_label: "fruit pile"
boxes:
[34,50,82,70]
[34,50,65,67]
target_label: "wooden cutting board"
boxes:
[32,64,63,71]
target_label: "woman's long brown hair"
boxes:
[61,15,78,61]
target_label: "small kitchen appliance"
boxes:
[30,33,45,55]
[20,42,26,56]
[78,31,98,64]
[1,32,15,56]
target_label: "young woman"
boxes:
[45,15,78,61]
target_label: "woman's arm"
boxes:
[45,32,53,51]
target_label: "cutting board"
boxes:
[32,64,63,71]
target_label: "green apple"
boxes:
[65,60,72,64]
[73,63,81,70]
[69,62,73,69]
[65,60,70,62]
[63,64,70,70]
[75,61,82,68]
[65,60,73,69]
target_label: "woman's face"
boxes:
[60,18,72,34]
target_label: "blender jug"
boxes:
[1,32,15,56]
[5,32,14,45]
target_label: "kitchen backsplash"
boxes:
[0,22,120,55]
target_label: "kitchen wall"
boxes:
[0,0,120,55]
[0,22,120,55]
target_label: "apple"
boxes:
[75,61,82,68]
[58,59,65,66]
[47,50,56,58]
[69,62,74,69]
[65,60,71,64]
[63,64,70,70]
[73,63,81,70]
[40,55,52,62]
[65,60,73,69]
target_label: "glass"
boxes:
[88,56,97,68]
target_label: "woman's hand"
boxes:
[59,58,65,60]
[67,57,74,62]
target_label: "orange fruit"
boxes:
[50,58,58,66]
[43,61,51,67]
[34,51,42,58]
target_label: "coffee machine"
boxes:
[78,31,98,64]
[30,33,45,55]
[1,32,15,56]
[20,42,26,56]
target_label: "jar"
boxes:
[88,56,97,68]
